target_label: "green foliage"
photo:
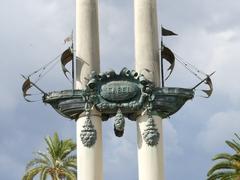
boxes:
[22,132,77,180]
[207,133,240,180]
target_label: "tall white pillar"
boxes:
[134,0,160,87]
[136,115,164,180]
[134,0,164,180]
[76,112,103,180]
[76,0,100,88]
[75,0,103,180]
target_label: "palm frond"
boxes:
[226,140,240,153]
[222,172,240,180]
[208,161,238,176]
[207,133,240,180]
[23,132,77,180]
[60,167,77,180]
[36,151,53,167]
[22,166,43,180]
[45,135,57,161]
[40,167,49,180]
[25,157,48,171]
[207,171,236,180]
[232,154,240,162]
[212,153,233,161]
[235,133,240,141]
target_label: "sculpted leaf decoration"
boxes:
[142,114,160,146]
[114,109,125,137]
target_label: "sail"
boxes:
[161,45,175,80]
[22,78,33,102]
[61,48,73,79]
[162,27,178,36]
[202,76,213,98]
[76,56,88,83]
[21,74,47,102]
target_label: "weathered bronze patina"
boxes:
[43,68,194,121]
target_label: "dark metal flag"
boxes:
[21,75,47,102]
[21,77,38,102]
[162,27,178,36]
[191,71,215,98]
[202,76,213,98]
[61,48,73,79]
[161,45,175,80]
[22,78,31,100]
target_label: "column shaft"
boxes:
[134,0,160,86]
[76,114,103,180]
[76,0,100,88]
[137,115,164,180]
[75,0,102,180]
[134,0,164,179]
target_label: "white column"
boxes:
[136,115,164,180]
[134,0,160,86]
[134,0,164,180]
[76,112,103,180]
[75,0,103,180]
[76,0,100,88]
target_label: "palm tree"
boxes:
[22,132,77,180]
[207,133,240,180]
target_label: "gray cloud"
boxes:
[197,110,240,153]
[1,0,240,179]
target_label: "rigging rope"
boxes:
[174,53,206,76]
[161,42,209,81]
[28,93,43,96]
[34,59,60,84]
[28,53,61,78]
[174,55,203,81]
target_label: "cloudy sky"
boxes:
[1,0,240,179]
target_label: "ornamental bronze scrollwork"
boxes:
[43,68,194,147]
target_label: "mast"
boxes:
[71,30,75,90]
[160,26,178,87]
[160,35,165,87]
